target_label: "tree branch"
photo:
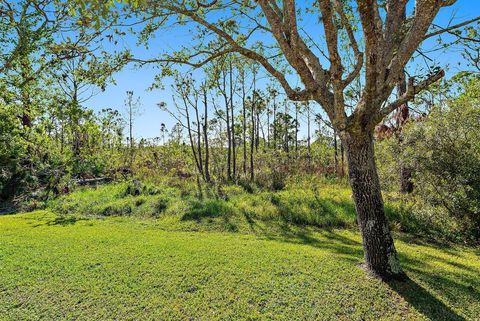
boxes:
[374,69,445,124]
[424,16,480,39]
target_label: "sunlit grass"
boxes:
[0,211,478,320]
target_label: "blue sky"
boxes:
[86,0,480,140]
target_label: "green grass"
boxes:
[46,181,409,236]
[2,181,479,319]
[1,210,479,320]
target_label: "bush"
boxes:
[402,100,480,241]
[153,197,169,217]
[255,168,287,192]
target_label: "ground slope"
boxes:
[0,211,478,320]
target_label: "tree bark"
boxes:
[334,129,338,177]
[241,71,247,176]
[306,102,311,171]
[255,108,260,152]
[272,94,277,150]
[184,97,202,176]
[194,100,204,177]
[399,161,413,193]
[250,71,256,181]
[202,87,210,183]
[396,72,414,194]
[267,104,270,149]
[340,140,345,178]
[342,131,404,280]
[229,60,236,179]
[224,91,231,180]
[295,102,299,159]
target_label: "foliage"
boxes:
[49,179,435,242]
[376,76,480,242]
[402,92,480,241]
[0,102,27,201]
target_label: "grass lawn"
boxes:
[0,210,479,320]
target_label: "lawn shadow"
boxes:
[181,199,238,232]
[258,217,475,320]
[269,192,357,229]
[256,220,364,264]
[241,208,267,234]
[399,253,480,314]
[0,202,18,215]
[32,215,89,227]
[388,276,466,321]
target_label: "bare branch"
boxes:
[375,69,445,125]
[129,48,236,68]
[424,16,480,39]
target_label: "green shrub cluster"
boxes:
[376,80,480,243]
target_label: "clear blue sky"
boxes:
[86,0,480,140]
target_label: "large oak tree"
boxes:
[81,0,479,280]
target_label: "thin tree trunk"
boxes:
[126,91,134,169]
[183,96,202,176]
[399,164,413,193]
[194,100,203,177]
[255,108,260,152]
[250,71,256,181]
[242,70,247,176]
[272,95,277,150]
[295,103,298,159]
[203,87,210,183]
[223,74,232,180]
[340,140,345,177]
[342,131,404,280]
[261,120,267,151]
[284,101,289,157]
[267,105,270,149]
[397,74,413,194]
[334,129,338,177]
[229,60,236,179]
[307,103,311,171]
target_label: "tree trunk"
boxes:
[194,101,204,177]
[229,60,236,179]
[250,71,256,181]
[307,103,311,171]
[184,100,202,176]
[340,140,345,177]
[399,162,413,193]
[295,103,298,159]
[267,105,270,149]
[242,75,247,176]
[342,131,404,280]
[396,75,414,194]
[272,95,277,150]
[334,129,338,177]
[224,91,231,180]
[203,87,210,183]
[255,109,260,152]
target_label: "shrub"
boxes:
[402,100,480,241]
[255,168,287,192]
[153,197,169,217]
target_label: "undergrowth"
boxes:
[46,177,466,243]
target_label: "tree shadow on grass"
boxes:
[253,219,365,265]
[388,276,467,321]
[181,199,238,232]
[269,193,357,228]
[32,215,89,227]
[398,252,480,318]
[256,218,474,320]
